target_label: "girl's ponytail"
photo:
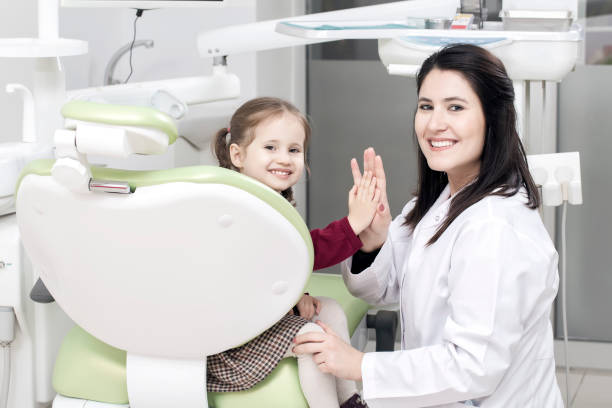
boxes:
[212,127,238,171]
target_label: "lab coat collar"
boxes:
[418,185,452,230]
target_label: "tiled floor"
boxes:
[363,341,612,407]
[558,368,612,408]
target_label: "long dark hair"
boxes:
[212,97,311,206]
[405,44,540,245]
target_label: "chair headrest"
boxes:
[62,100,178,145]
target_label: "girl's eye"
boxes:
[418,104,432,111]
[289,148,302,154]
[449,105,464,112]
[264,145,275,151]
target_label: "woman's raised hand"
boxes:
[351,147,391,251]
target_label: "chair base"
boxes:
[53,394,129,408]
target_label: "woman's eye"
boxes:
[418,104,432,111]
[449,105,464,112]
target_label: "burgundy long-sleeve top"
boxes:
[310,216,363,271]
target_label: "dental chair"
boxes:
[15,101,370,408]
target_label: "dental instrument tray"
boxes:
[277,20,428,39]
[500,10,573,32]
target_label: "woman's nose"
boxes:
[427,108,447,132]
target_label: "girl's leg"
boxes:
[284,322,339,408]
[313,297,359,404]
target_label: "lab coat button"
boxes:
[435,215,440,222]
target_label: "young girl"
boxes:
[207,97,378,408]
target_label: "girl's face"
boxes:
[229,113,306,193]
[415,68,486,192]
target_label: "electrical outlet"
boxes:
[527,152,582,207]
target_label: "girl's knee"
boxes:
[297,322,324,336]
[315,297,347,321]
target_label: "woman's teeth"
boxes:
[431,140,455,148]
[271,170,291,175]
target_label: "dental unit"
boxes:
[0,0,584,407]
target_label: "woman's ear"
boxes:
[229,143,244,169]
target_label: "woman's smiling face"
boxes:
[415,68,486,192]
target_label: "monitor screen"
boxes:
[61,0,224,7]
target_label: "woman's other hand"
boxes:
[293,321,364,381]
[296,294,321,320]
[351,147,391,251]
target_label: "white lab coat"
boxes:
[342,185,563,408]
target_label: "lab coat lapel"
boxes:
[418,185,452,231]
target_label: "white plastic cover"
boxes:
[17,176,310,358]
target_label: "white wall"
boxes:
[0,0,37,144]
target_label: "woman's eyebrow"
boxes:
[417,96,469,103]
[444,97,469,103]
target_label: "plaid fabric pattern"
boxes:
[206,313,308,392]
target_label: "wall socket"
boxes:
[527,152,582,207]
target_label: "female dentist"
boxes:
[293,44,563,407]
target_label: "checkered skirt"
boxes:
[206,313,308,392]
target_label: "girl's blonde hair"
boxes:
[212,97,311,205]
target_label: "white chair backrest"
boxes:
[17,173,311,359]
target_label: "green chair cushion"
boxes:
[53,273,369,407]
[53,325,128,404]
[61,100,179,145]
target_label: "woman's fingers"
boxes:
[374,154,386,188]
[313,352,326,365]
[294,330,326,346]
[292,342,324,355]
[363,148,375,175]
[374,154,389,209]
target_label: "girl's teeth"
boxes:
[431,140,455,148]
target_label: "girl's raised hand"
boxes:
[347,170,381,235]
